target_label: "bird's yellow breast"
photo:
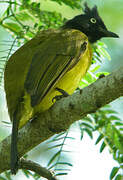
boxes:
[34,42,92,112]
[19,42,92,128]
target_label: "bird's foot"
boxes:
[99,73,105,79]
[52,87,69,102]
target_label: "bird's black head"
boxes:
[62,3,119,43]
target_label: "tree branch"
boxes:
[0,67,123,174]
[19,158,58,180]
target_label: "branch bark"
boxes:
[19,158,57,180]
[0,67,123,174]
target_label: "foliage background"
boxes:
[0,0,123,179]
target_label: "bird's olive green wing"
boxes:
[24,29,88,107]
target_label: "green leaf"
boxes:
[83,72,96,84]
[93,53,102,62]
[109,116,121,121]
[83,116,93,123]
[104,109,118,114]
[3,22,22,33]
[95,134,104,145]
[52,132,66,139]
[80,122,94,130]
[4,171,13,180]
[47,151,60,167]
[114,122,123,126]
[79,79,89,88]
[62,150,72,153]
[50,136,75,142]
[119,128,123,131]
[22,169,30,178]
[91,65,100,72]
[115,174,123,180]
[16,10,36,22]
[55,172,68,176]
[97,41,106,47]
[56,162,73,167]
[100,47,111,60]
[47,132,65,143]
[100,141,106,153]
[47,144,66,150]
[83,128,93,139]
[55,168,71,171]
[110,167,119,180]
[7,7,10,17]
[48,161,72,170]
[80,129,83,140]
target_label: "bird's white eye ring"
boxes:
[90,18,96,24]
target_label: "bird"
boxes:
[4,3,119,175]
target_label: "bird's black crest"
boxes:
[83,3,98,18]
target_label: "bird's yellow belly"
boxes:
[19,44,92,128]
[34,46,92,113]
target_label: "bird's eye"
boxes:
[90,18,96,24]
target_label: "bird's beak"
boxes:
[99,27,119,38]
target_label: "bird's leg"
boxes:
[99,73,105,79]
[11,109,20,174]
[52,87,69,102]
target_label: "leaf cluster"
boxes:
[80,107,123,180]
[46,131,73,177]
